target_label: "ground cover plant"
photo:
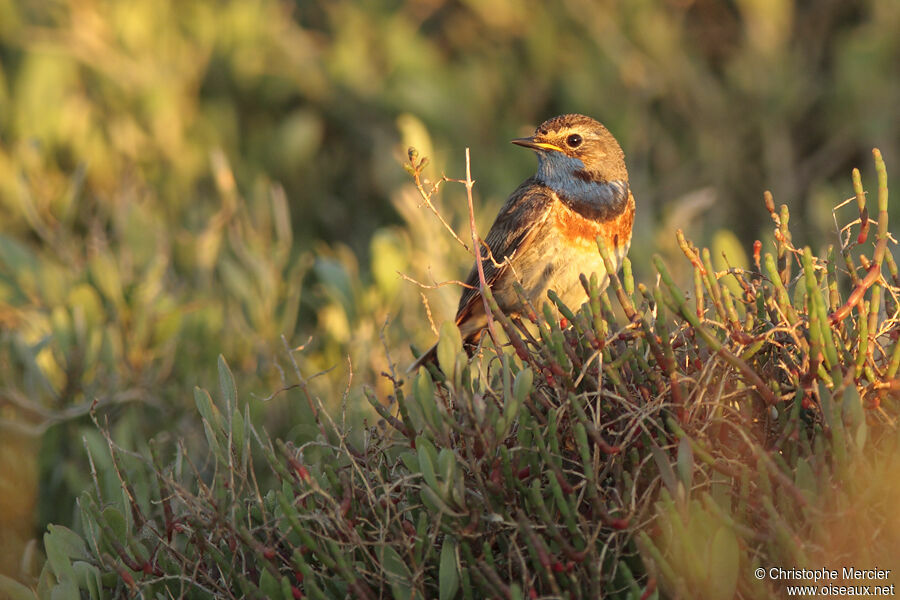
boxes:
[3,147,898,600]
[2,1,899,586]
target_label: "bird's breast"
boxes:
[550,189,635,253]
[497,190,634,312]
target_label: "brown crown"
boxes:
[532,114,628,182]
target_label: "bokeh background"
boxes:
[0,0,898,580]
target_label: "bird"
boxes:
[409,113,634,372]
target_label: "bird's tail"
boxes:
[406,343,438,374]
[407,324,487,374]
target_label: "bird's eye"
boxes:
[566,134,583,148]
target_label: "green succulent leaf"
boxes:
[439,538,460,600]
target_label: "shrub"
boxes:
[8,149,899,600]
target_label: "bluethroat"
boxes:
[410,114,634,371]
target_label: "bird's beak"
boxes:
[511,137,564,153]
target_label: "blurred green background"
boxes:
[0,0,898,581]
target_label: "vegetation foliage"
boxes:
[4,148,897,599]
[0,0,899,597]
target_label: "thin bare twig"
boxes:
[409,154,470,252]
[396,271,474,291]
[464,147,499,348]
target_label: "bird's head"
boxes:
[512,114,628,209]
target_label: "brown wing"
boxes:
[455,177,553,326]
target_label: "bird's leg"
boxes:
[511,316,539,347]
[463,329,483,357]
